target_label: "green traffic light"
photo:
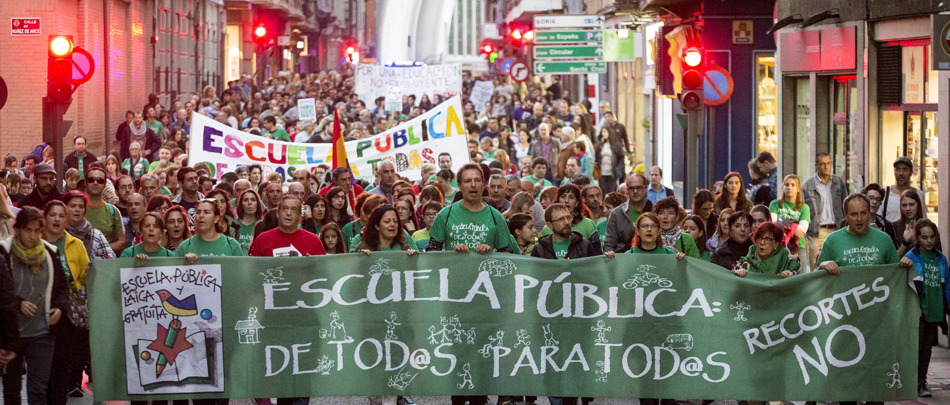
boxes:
[489,52,498,62]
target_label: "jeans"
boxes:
[2,334,55,405]
[919,318,939,388]
[48,320,86,405]
[807,227,833,271]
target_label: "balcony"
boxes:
[505,0,563,23]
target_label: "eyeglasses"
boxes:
[87,177,107,185]
[758,237,778,244]
[424,212,438,218]
[638,224,659,230]
[629,186,646,192]
[332,195,346,200]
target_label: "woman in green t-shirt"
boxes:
[605,212,685,259]
[733,221,798,278]
[121,213,172,260]
[356,205,417,255]
[231,189,263,251]
[540,184,601,253]
[320,223,346,254]
[162,206,191,252]
[176,200,245,263]
[508,213,536,256]
[303,193,329,236]
[768,174,810,264]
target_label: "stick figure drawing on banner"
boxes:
[592,320,611,343]
[886,363,902,388]
[457,363,474,389]
[385,311,400,340]
[329,310,351,340]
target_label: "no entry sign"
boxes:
[703,65,734,106]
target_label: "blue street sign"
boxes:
[499,58,515,75]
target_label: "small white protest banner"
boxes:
[386,85,403,112]
[354,63,463,106]
[297,98,317,122]
[470,81,495,112]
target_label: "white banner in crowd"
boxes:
[470,80,494,112]
[188,96,468,182]
[354,63,463,107]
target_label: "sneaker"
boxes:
[68,388,84,397]
[402,396,416,405]
[500,401,516,405]
[919,386,932,397]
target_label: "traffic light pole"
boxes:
[684,107,703,208]
[43,97,71,192]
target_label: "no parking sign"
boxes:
[499,58,514,75]
[703,65,734,106]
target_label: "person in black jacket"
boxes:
[0,242,20,369]
[710,211,755,271]
[117,111,162,162]
[2,207,70,405]
[63,136,99,180]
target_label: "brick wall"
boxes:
[0,0,154,160]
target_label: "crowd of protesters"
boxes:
[0,64,947,405]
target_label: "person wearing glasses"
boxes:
[603,173,654,253]
[411,202,443,251]
[606,212,685,258]
[732,222,799,278]
[83,166,125,256]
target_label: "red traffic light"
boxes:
[49,36,73,57]
[512,29,522,40]
[48,35,75,104]
[684,48,702,68]
[254,25,267,38]
[483,44,493,53]
[524,30,534,41]
[346,46,356,54]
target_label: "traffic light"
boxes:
[254,24,267,45]
[680,47,704,111]
[344,43,360,63]
[479,41,498,62]
[509,25,534,46]
[48,35,74,104]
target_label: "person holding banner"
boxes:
[732,222,799,278]
[175,200,245,264]
[119,213,172,260]
[355,205,417,255]
[426,163,514,257]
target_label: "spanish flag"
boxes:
[330,108,354,184]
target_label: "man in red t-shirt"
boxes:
[249,195,325,257]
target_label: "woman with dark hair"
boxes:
[734,222,799,277]
[540,184,601,254]
[231,189,263,251]
[120,213,172,260]
[1,207,70,405]
[176,200,245,263]
[508,213,537,255]
[252,209,280,240]
[653,196,700,258]
[326,186,352,226]
[692,189,718,241]
[41,200,91,402]
[899,219,948,397]
[162,206,191,252]
[146,194,172,215]
[320,223,346,254]
[895,188,927,257]
[682,215,712,260]
[710,212,755,270]
[205,188,236,236]
[418,94,434,112]
[355,204,418,254]
[395,198,418,234]
[303,193,330,236]
[62,191,116,262]
[714,172,753,214]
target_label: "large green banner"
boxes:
[89,253,918,401]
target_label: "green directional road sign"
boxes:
[534,45,604,59]
[534,61,607,74]
[535,30,604,44]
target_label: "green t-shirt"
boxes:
[174,234,245,257]
[428,202,510,251]
[148,161,178,173]
[86,202,121,243]
[769,200,811,249]
[596,220,607,249]
[816,227,900,267]
[342,220,364,252]
[552,239,571,259]
[267,128,291,142]
[483,149,501,162]
[51,237,73,285]
[700,250,712,261]
[235,220,259,253]
[920,249,945,322]
[541,217,597,240]
[122,158,150,180]
[412,228,432,251]
[146,120,165,140]
[630,246,677,254]
[627,206,643,232]
[76,153,87,179]
[121,244,172,259]
[522,176,553,194]
[427,175,457,189]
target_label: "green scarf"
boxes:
[12,238,47,275]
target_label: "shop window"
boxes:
[755,54,777,157]
[794,78,811,175]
